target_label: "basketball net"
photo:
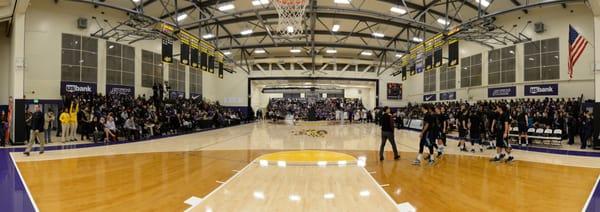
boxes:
[273,0,309,38]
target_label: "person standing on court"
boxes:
[59,108,70,143]
[44,109,55,143]
[379,106,400,161]
[24,104,45,156]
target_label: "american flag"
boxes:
[568,25,588,79]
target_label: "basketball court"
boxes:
[2,0,600,211]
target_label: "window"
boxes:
[460,54,482,88]
[439,64,456,90]
[524,38,559,81]
[141,50,163,88]
[106,41,135,86]
[169,59,186,92]
[61,34,98,83]
[423,69,436,92]
[488,46,515,85]
[189,67,202,95]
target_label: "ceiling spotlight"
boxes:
[333,0,351,4]
[395,53,403,58]
[390,6,407,15]
[240,29,253,35]
[412,37,424,42]
[290,48,302,53]
[251,0,269,6]
[475,0,490,7]
[218,3,235,11]
[372,32,385,38]
[132,0,140,2]
[223,51,232,55]
[323,193,335,200]
[361,51,373,56]
[331,24,340,32]
[326,49,337,54]
[176,13,188,21]
[108,45,114,49]
[437,18,450,26]
[202,33,214,39]
[255,49,266,54]
[287,26,294,33]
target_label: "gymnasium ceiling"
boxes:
[72,0,581,74]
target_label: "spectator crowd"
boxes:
[266,98,367,121]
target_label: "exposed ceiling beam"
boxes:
[185,12,439,34]
[206,30,419,44]
[378,0,462,23]
[131,0,157,10]
[510,0,528,14]
[223,42,407,53]
[158,0,233,19]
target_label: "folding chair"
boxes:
[552,129,563,146]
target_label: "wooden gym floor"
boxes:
[12,122,600,211]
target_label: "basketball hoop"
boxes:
[273,0,309,38]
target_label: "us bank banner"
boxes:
[106,84,135,96]
[488,86,516,98]
[524,84,558,96]
[60,81,97,95]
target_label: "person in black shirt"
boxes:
[457,104,469,152]
[580,112,593,149]
[468,107,483,153]
[567,113,578,145]
[434,106,445,157]
[516,107,529,146]
[24,105,45,156]
[379,107,400,161]
[413,104,436,165]
[439,106,449,147]
[490,104,514,162]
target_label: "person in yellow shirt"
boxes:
[59,108,70,143]
[69,101,79,142]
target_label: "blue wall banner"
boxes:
[60,81,97,95]
[423,94,436,102]
[488,86,516,98]
[169,91,185,99]
[439,91,456,101]
[106,84,135,96]
[524,84,558,96]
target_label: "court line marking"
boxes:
[183,159,257,212]
[10,154,40,212]
[360,166,402,210]
[582,173,600,212]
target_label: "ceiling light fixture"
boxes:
[326,49,337,54]
[255,49,266,54]
[223,51,232,55]
[218,3,235,11]
[290,48,302,53]
[202,33,214,39]
[390,6,407,15]
[251,0,269,6]
[361,51,373,56]
[176,13,188,21]
[332,24,340,32]
[395,53,404,58]
[240,29,254,35]
[333,0,351,4]
[372,32,385,38]
[475,0,490,7]
[412,37,424,42]
[436,18,450,26]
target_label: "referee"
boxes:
[379,107,400,161]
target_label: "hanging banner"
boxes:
[423,94,437,102]
[387,83,403,100]
[416,52,424,73]
[216,52,224,79]
[401,66,407,81]
[488,86,516,98]
[60,81,97,95]
[169,91,185,99]
[433,48,443,68]
[208,45,215,73]
[106,84,135,96]
[448,39,459,67]
[178,31,191,66]
[524,84,559,96]
[161,39,173,63]
[190,36,199,68]
[200,40,208,71]
[439,91,456,101]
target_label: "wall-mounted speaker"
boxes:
[534,22,545,33]
[77,18,88,29]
